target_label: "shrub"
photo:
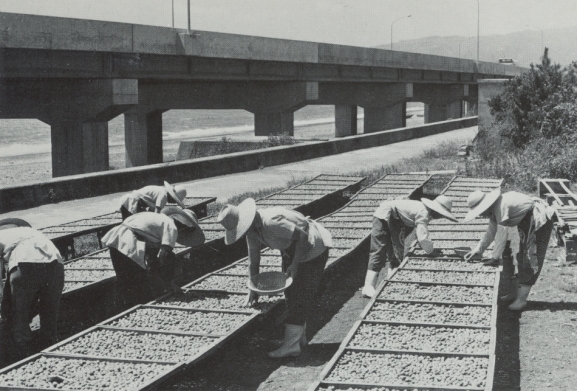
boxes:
[263,132,296,147]
[206,133,297,157]
[488,49,577,148]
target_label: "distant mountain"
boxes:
[376,27,577,68]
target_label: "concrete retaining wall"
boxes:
[0,117,477,213]
[478,79,508,130]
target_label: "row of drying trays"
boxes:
[310,176,504,391]
[0,173,432,390]
[538,178,577,263]
[39,196,217,260]
[58,174,365,297]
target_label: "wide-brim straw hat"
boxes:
[421,195,458,223]
[217,198,257,245]
[161,206,205,247]
[0,218,31,231]
[464,189,501,222]
[164,181,187,208]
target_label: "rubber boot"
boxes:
[500,275,518,303]
[508,284,532,311]
[300,323,307,347]
[361,270,379,298]
[268,324,303,358]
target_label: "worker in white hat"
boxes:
[463,189,556,311]
[362,195,458,298]
[102,206,204,308]
[119,181,187,220]
[217,198,332,358]
[0,218,64,364]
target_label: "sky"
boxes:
[0,0,575,47]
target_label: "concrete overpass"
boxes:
[0,12,524,177]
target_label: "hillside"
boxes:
[376,26,577,68]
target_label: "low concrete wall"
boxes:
[0,117,477,213]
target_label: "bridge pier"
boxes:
[51,120,110,177]
[335,105,358,137]
[47,79,138,177]
[124,109,165,168]
[253,111,295,136]
[414,84,467,124]
[317,83,409,135]
[0,78,137,177]
[363,102,406,133]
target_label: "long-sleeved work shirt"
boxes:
[102,212,177,268]
[246,208,329,272]
[373,199,434,253]
[473,191,535,255]
[491,226,520,260]
[0,227,63,272]
[120,185,169,214]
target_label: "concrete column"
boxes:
[82,122,110,173]
[254,111,294,136]
[446,101,463,120]
[51,120,109,177]
[124,109,164,168]
[364,102,406,133]
[335,105,357,137]
[478,79,507,130]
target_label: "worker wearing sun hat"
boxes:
[119,182,187,220]
[362,195,458,298]
[217,198,332,358]
[102,206,204,308]
[463,189,557,311]
[0,218,64,364]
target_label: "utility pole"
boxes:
[476,0,480,64]
[187,0,191,35]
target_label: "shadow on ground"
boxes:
[163,241,372,390]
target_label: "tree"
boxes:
[488,48,576,148]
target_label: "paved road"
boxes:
[0,126,476,228]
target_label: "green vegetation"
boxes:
[471,49,577,192]
[205,132,297,157]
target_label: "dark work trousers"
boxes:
[120,206,133,221]
[109,247,177,309]
[6,261,64,361]
[516,210,555,286]
[367,217,415,272]
[282,249,329,326]
[367,218,396,272]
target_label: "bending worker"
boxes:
[463,189,556,311]
[119,181,187,220]
[362,195,458,298]
[102,207,204,308]
[0,218,64,363]
[489,226,520,302]
[217,198,332,358]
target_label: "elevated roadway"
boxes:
[0,12,523,177]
